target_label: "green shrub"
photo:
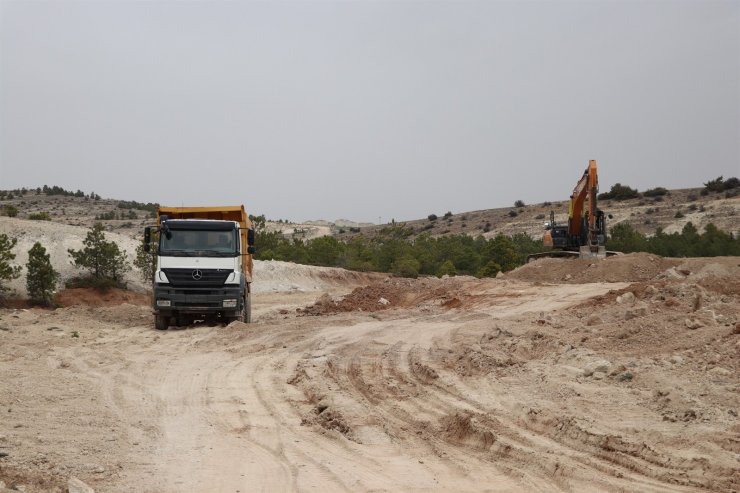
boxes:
[428,214,438,222]
[514,200,525,208]
[134,231,158,283]
[643,187,668,197]
[28,212,51,221]
[437,260,456,277]
[67,223,129,288]
[0,234,22,292]
[392,256,420,278]
[703,176,725,193]
[3,205,18,217]
[477,260,501,278]
[598,183,640,201]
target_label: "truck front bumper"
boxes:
[153,284,243,317]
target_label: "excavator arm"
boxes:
[567,159,599,245]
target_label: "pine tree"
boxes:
[68,223,130,286]
[0,234,22,292]
[26,242,58,306]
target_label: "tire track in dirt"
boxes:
[286,280,723,492]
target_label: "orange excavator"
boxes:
[528,160,612,262]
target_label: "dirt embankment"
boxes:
[1,255,739,492]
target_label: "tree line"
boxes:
[251,218,542,278]
[1,219,737,306]
[608,222,740,257]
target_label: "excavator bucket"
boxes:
[579,245,607,259]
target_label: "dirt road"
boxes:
[1,255,738,492]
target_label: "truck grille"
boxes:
[162,268,232,288]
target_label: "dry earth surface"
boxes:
[1,254,739,492]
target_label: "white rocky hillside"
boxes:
[1,217,377,297]
[0,217,146,296]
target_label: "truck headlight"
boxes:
[223,299,238,308]
[157,271,169,283]
[157,299,171,307]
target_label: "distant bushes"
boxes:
[598,183,640,201]
[702,176,739,195]
[28,212,51,221]
[117,200,159,213]
[643,187,668,197]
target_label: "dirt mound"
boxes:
[298,277,465,315]
[252,260,383,293]
[507,252,681,284]
[55,288,149,307]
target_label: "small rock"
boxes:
[685,318,703,330]
[732,323,740,335]
[592,371,606,380]
[616,292,635,304]
[617,372,634,382]
[644,285,659,297]
[67,477,95,493]
[661,267,685,280]
[624,303,648,320]
[669,355,684,365]
[378,298,390,305]
[564,274,572,281]
[583,359,611,377]
[585,315,602,326]
[708,367,731,376]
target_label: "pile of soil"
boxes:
[299,277,465,315]
[54,287,149,307]
[506,252,681,283]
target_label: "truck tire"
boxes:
[154,315,169,330]
[245,293,252,323]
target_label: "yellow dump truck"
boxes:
[144,206,254,330]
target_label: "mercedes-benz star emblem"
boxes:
[192,269,203,280]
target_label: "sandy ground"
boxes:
[1,254,739,492]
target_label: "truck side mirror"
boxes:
[247,246,256,255]
[247,228,255,246]
[144,227,151,253]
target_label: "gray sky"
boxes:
[1,0,738,223]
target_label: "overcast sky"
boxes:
[1,0,738,223]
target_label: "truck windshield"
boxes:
[160,229,238,257]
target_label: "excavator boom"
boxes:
[527,160,612,262]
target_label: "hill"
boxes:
[1,184,738,246]
[337,187,740,241]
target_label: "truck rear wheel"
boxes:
[155,315,169,330]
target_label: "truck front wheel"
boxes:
[155,315,169,330]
